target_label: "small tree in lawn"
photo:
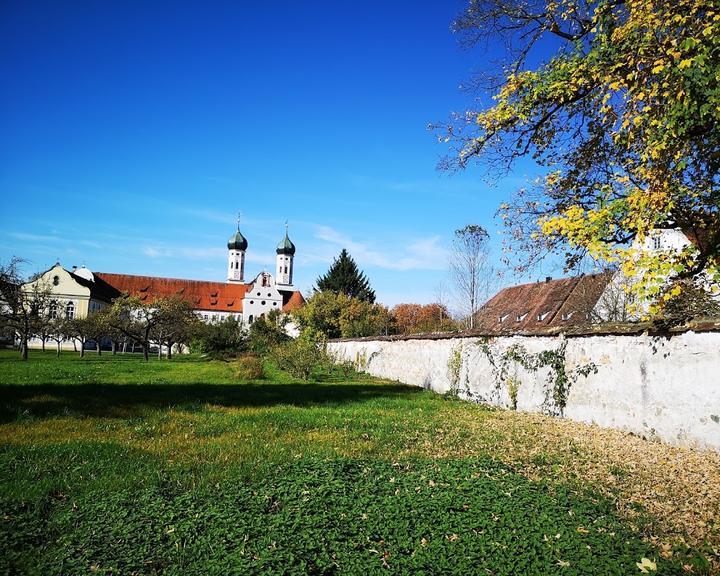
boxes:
[154,296,199,359]
[47,317,69,356]
[316,249,376,303]
[0,257,53,360]
[66,317,91,357]
[108,295,162,361]
[272,328,328,381]
[94,307,124,354]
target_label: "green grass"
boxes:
[0,350,708,574]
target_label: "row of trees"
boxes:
[0,258,204,361]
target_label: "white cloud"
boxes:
[313,225,448,271]
[7,231,61,243]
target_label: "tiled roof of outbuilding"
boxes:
[281,290,305,312]
[473,272,613,334]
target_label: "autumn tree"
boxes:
[450,225,495,328]
[392,303,459,334]
[316,249,376,303]
[439,0,720,308]
[294,291,393,339]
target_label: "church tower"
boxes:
[227,217,248,283]
[275,223,295,286]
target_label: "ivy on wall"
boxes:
[477,338,597,416]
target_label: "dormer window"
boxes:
[561,312,574,321]
[537,312,550,322]
[498,314,509,323]
[516,313,528,322]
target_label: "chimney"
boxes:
[72,265,77,272]
[545,276,552,283]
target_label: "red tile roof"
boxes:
[282,290,305,312]
[474,272,613,334]
[95,272,252,312]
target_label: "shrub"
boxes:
[230,353,264,380]
[271,328,329,380]
[248,310,289,354]
[190,316,247,357]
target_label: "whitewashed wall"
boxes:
[328,331,720,451]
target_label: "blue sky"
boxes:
[0,0,555,308]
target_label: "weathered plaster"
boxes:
[328,330,720,451]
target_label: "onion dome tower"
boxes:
[275,223,295,286]
[227,216,248,283]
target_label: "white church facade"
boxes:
[24,223,305,331]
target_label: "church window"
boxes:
[249,315,254,324]
[273,302,277,306]
[261,301,266,305]
[250,300,254,304]
[49,301,58,319]
[284,266,288,274]
[65,301,75,319]
[267,293,271,297]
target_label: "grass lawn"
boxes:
[1,350,718,575]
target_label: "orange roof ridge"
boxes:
[95,271,247,287]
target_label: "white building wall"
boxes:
[328,330,720,451]
[242,273,284,323]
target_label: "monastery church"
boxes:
[30,222,305,328]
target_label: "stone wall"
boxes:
[328,329,720,451]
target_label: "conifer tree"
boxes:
[315,249,376,303]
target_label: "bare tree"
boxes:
[0,257,53,360]
[450,225,495,329]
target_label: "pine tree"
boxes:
[316,249,376,303]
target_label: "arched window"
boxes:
[52,275,60,286]
[65,301,75,319]
[49,301,58,319]
[248,315,254,324]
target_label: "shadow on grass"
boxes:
[0,381,424,422]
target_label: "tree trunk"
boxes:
[56,341,61,356]
[111,340,117,355]
[21,337,28,361]
[41,338,46,352]
[79,340,85,357]
[166,341,173,360]
[96,341,102,356]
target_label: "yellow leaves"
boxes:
[636,557,657,572]
[651,63,665,74]
[678,59,693,70]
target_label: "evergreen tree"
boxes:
[315,249,376,303]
